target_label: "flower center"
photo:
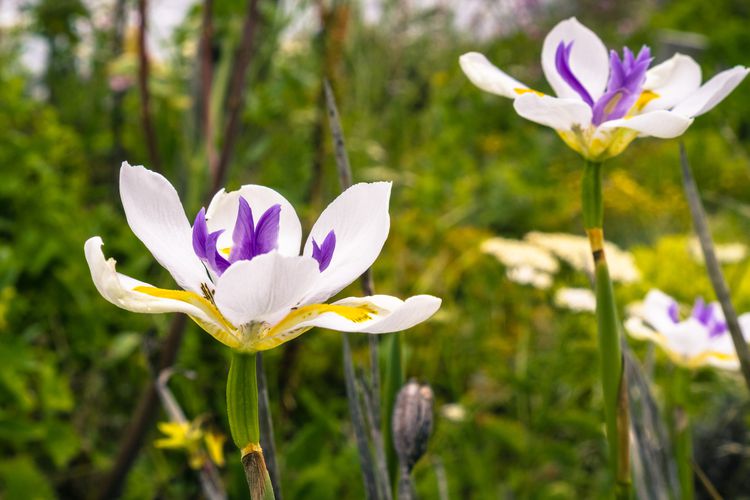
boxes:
[192,197,281,277]
[555,42,653,125]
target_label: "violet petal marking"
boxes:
[192,208,230,276]
[691,297,711,324]
[206,229,230,275]
[229,197,255,262]
[192,208,209,260]
[667,302,680,323]
[592,45,652,125]
[252,204,281,257]
[312,230,336,272]
[555,41,594,106]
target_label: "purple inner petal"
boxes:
[554,41,594,106]
[591,46,652,125]
[312,230,336,272]
[253,204,281,257]
[691,297,728,338]
[191,198,282,277]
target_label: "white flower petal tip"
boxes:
[458,52,529,99]
[205,185,303,256]
[542,17,609,100]
[513,93,593,132]
[598,111,694,139]
[672,65,750,118]
[554,287,595,313]
[301,182,392,304]
[643,54,702,111]
[119,163,207,293]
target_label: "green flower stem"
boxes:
[227,351,275,500]
[672,367,694,500]
[383,333,404,486]
[582,160,630,498]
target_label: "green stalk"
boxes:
[582,160,630,498]
[383,333,404,486]
[227,351,275,500]
[672,368,694,500]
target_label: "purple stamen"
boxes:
[591,46,652,125]
[191,198,282,277]
[555,41,594,106]
[312,230,336,272]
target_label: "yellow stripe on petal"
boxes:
[514,87,545,97]
[133,285,240,348]
[633,90,659,112]
[251,303,381,351]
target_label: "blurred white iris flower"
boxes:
[85,163,441,352]
[460,17,749,161]
[625,289,750,370]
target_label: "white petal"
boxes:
[86,237,214,320]
[672,66,750,118]
[119,163,208,293]
[662,319,711,358]
[739,313,750,341]
[513,93,592,131]
[640,289,680,332]
[598,110,693,138]
[301,182,391,304]
[278,295,441,335]
[624,317,661,343]
[541,17,609,100]
[642,53,702,111]
[213,253,320,327]
[459,52,529,99]
[205,185,302,256]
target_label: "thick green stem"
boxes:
[383,333,404,486]
[227,351,275,499]
[672,368,694,500]
[582,160,630,498]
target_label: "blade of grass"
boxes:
[324,78,388,500]
[679,143,750,393]
[257,353,282,500]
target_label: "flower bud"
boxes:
[392,379,434,471]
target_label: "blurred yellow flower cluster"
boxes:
[155,420,226,470]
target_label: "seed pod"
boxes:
[392,379,434,471]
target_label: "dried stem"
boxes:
[213,0,261,193]
[679,143,750,392]
[199,0,217,176]
[324,78,388,499]
[96,314,188,500]
[257,353,282,499]
[343,336,379,500]
[136,0,160,171]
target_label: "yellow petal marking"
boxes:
[633,90,659,112]
[133,285,241,348]
[251,303,382,351]
[514,87,545,97]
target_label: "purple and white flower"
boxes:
[85,163,441,352]
[625,289,750,370]
[459,18,749,160]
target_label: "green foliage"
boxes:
[2,0,750,498]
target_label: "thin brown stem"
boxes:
[96,314,188,500]
[213,0,260,193]
[199,0,217,177]
[679,143,750,393]
[137,0,160,171]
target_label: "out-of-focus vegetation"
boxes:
[2,0,750,498]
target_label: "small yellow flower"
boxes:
[155,421,226,469]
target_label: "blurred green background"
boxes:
[2,0,750,498]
